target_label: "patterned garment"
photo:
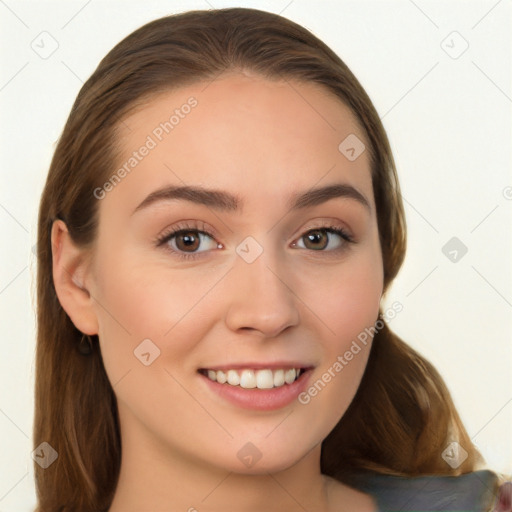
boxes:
[349,469,511,511]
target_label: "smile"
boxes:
[200,368,305,389]
[198,366,313,411]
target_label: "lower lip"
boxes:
[199,369,313,411]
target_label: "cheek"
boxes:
[295,245,382,422]
[91,244,224,375]
[323,268,382,349]
[90,252,223,436]
[300,241,383,346]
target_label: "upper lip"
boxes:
[199,362,314,371]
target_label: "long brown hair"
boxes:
[34,7,485,511]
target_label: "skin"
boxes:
[52,71,383,512]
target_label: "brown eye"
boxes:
[302,230,329,250]
[158,228,218,258]
[175,231,201,252]
[293,226,353,253]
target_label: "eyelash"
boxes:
[155,221,355,261]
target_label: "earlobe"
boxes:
[51,219,99,336]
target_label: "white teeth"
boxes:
[256,369,274,389]
[239,369,256,389]
[284,368,297,384]
[204,367,303,389]
[227,369,240,386]
[273,369,285,387]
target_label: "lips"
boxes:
[198,366,314,411]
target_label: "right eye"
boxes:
[156,223,222,261]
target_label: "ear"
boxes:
[51,219,99,335]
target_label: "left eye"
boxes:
[293,228,351,251]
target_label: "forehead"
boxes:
[104,72,373,216]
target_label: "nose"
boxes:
[223,247,300,338]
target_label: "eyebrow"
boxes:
[131,183,371,216]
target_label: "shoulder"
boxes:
[347,469,503,512]
[324,475,380,512]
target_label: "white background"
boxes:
[0,1,511,510]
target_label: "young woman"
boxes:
[34,7,510,512]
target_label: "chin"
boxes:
[218,442,313,476]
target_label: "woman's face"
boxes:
[86,72,383,474]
